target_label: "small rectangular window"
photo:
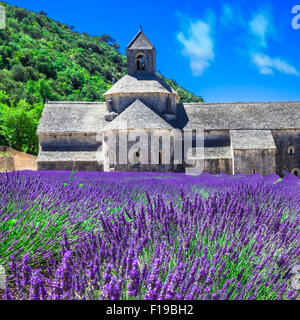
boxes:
[159,151,162,165]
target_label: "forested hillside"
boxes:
[0,1,203,155]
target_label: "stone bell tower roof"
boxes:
[127,29,154,50]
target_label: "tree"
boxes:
[11,64,28,82]
[0,90,9,104]
[100,34,116,45]
[112,43,120,50]
[38,11,47,16]
[0,100,40,154]
[36,54,56,79]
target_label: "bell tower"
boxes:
[126,28,156,75]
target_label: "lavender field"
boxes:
[0,170,299,300]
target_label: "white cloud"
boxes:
[251,53,299,76]
[177,18,214,76]
[176,8,297,78]
[247,11,298,76]
[249,13,270,48]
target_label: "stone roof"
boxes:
[103,99,174,131]
[37,102,107,134]
[103,73,177,96]
[127,29,154,50]
[37,100,300,136]
[230,130,276,149]
[187,146,232,159]
[37,151,102,162]
[179,102,300,130]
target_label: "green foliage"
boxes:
[0,1,203,155]
[0,151,10,157]
[0,99,42,154]
[0,90,9,104]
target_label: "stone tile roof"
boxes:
[37,151,102,162]
[37,100,300,136]
[230,130,276,149]
[103,99,174,130]
[103,73,176,96]
[179,102,300,130]
[127,29,154,50]
[187,146,232,159]
[37,102,107,134]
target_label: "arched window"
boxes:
[252,168,256,174]
[292,168,300,177]
[136,55,145,71]
[288,146,295,155]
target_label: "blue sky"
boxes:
[4,0,300,102]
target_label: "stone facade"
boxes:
[37,151,103,171]
[39,133,100,151]
[204,159,233,174]
[233,149,276,176]
[38,161,102,171]
[36,29,300,177]
[272,130,300,176]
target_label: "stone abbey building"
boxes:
[37,29,300,176]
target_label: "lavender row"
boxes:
[0,171,299,299]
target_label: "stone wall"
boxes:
[0,156,15,172]
[272,130,300,176]
[204,158,232,174]
[37,128,300,176]
[233,149,276,176]
[114,164,177,172]
[185,158,232,174]
[37,161,103,171]
[39,133,101,151]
